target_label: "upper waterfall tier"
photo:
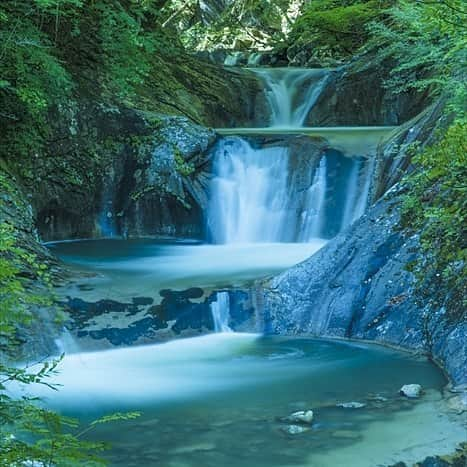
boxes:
[249,68,330,128]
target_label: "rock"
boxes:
[281,410,314,424]
[280,424,310,435]
[445,393,467,413]
[399,384,423,398]
[336,402,367,409]
[305,57,427,127]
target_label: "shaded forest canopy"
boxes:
[0,0,465,465]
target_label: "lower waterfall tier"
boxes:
[207,135,374,244]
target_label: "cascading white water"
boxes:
[210,291,232,333]
[208,137,374,243]
[341,155,375,228]
[298,156,327,240]
[208,68,379,245]
[251,68,329,127]
[208,137,291,243]
[54,327,80,354]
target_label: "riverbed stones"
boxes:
[399,384,423,398]
[336,402,367,409]
[170,442,216,454]
[280,424,311,435]
[281,410,314,424]
[445,393,467,414]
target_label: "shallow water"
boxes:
[25,334,465,467]
[49,238,326,302]
[215,126,396,157]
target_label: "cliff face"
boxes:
[34,114,218,242]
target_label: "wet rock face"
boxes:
[389,442,467,467]
[36,115,217,241]
[305,62,428,127]
[116,117,217,239]
[250,192,467,386]
[63,288,255,348]
[370,99,447,204]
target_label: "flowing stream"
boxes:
[250,68,330,127]
[36,67,465,466]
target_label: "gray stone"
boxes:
[170,442,216,454]
[445,393,467,413]
[399,384,423,398]
[331,430,361,439]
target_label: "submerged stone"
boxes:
[336,402,367,409]
[171,442,216,454]
[331,430,361,439]
[281,424,310,435]
[399,384,423,398]
[281,409,314,424]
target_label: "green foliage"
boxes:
[401,122,467,317]
[174,0,301,51]
[0,0,180,167]
[0,1,74,160]
[368,0,467,114]
[289,0,390,59]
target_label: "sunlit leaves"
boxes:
[368,0,467,116]
[289,0,391,58]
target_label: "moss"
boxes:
[289,0,391,60]
[174,147,195,177]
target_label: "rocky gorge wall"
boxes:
[21,55,432,244]
[230,98,466,388]
[16,63,261,242]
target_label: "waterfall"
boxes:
[298,156,327,240]
[251,68,329,127]
[208,137,290,244]
[342,156,375,228]
[54,327,80,355]
[210,292,232,333]
[224,52,244,67]
[208,138,373,243]
[208,67,380,245]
